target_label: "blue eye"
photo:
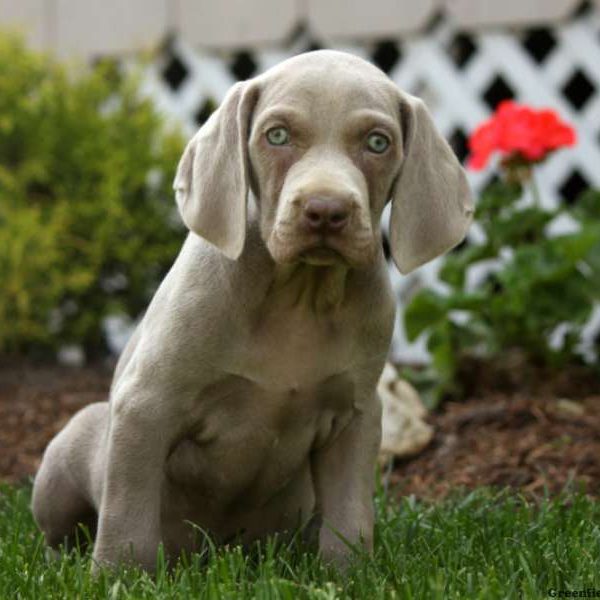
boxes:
[366,133,390,154]
[266,127,290,146]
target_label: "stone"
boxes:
[378,363,434,462]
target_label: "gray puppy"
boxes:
[32,50,472,572]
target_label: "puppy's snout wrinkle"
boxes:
[302,197,351,234]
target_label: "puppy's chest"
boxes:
[166,280,360,504]
[166,372,355,505]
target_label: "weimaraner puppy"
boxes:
[32,50,473,572]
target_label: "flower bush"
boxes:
[0,34,185,357]
[403,101,600,406]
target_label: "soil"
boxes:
[1,359,599,500]
[0,361,113,485]
[391,358,600,499]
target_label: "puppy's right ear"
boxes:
[173,81,259,260]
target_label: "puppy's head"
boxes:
[174,50,473,273]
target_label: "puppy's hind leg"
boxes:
[32,403,107,553]
[33,456,97,553]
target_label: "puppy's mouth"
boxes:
[268,228,374,269]
[300,246,346,266]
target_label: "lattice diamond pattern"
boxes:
[161,53,189,91]
[522,28,558,64]
[194,98,217,126]
[448,127,469,164]
[371,40,403,74]
[559,168,591,203]
[447,33,478,69]
[135,5,600,363]
[483,74,517,110]
[229,51,258,80]
[562,68,597,110]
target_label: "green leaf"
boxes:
[549,225,600,263]
[490,207,554,246]
[569,189,600,223]
[439,245,494,288]
[404,290,448,342]
[475,181,523,217]
[446,291,487,312]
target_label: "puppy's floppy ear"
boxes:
[173,81,259,259]
[390,91,474,274]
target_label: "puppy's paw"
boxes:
[91,541,163,575]
[90,548,119,576]
[318,527,371,572]
[44,547,61,563]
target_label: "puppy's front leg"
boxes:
[92,389,177,573]
[311,392,382,569]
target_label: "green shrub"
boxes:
[0,33,185,357]
[405,181,600,404]
[403,100,600,406]
[404,181,600,405]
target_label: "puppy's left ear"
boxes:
[173,81,259,259]
[390,92,474,274]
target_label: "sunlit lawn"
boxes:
[1,483,599,599]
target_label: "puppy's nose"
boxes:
[302,197,350,233]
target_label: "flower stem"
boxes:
[530,169,541,209]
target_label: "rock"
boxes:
[548,398,585,418]
[56,345,85,367]
[377,363,434,463]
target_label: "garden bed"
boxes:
[0,362,112,484]
[1,360,599,498]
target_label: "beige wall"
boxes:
[0,0,587,59]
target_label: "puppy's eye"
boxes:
[266,127,290,146]
[366,133,390,154]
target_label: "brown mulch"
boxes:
[0,362,113,484]
[1,359,599,500]
[391,359,600,499]
[391,393,600,499]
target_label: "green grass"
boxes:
[1,483,599,599]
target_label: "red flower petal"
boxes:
[466,102,577,170]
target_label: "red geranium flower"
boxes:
[467,101,576,171]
